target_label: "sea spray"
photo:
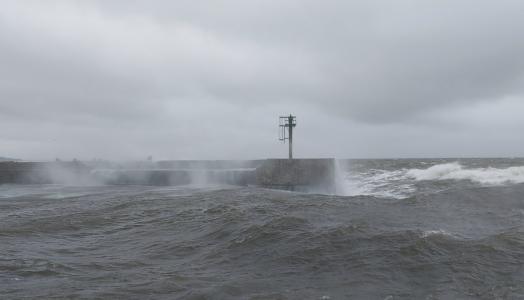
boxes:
[334,159,351,196]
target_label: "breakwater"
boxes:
[0,159,336,193]
[92,169,256,186]
[255,159,336,193]
[0,161,91,184]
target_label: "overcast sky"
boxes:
[1,0,524,160]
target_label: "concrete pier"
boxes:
[92,169,255,186]
[0,161,91,184]
[255,159,336,194]
[0,159,337,194]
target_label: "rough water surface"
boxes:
[2,158,524,299]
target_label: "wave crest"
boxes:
[407,162,524,185]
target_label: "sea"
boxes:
[1,158,524,299]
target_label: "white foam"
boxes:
[421,229,457,239]
[407,162,524,185]
[329,161,524,199]
[336,168,415,199]
[42,192,89,199]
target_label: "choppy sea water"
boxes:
[2,158,524,299]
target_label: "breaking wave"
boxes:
[407,162,524,185]
[338,168,415,199]
[337,161,524,199]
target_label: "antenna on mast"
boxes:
[279,114,297,159]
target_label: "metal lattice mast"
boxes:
[279,114,297,159]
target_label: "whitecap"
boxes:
[421,229,456,239]
[335,168,415,199]
[406,162,524,185]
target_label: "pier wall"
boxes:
[156,160,263,170]
[0,161,92,184]
[0,159,336,194]
[92,169,255,186]
[255,159,336,194]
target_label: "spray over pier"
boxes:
[0,115,338,194]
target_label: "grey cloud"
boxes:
[87,0,524,122]
[1,0,524,159]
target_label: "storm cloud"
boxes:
[1,0,524,160]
